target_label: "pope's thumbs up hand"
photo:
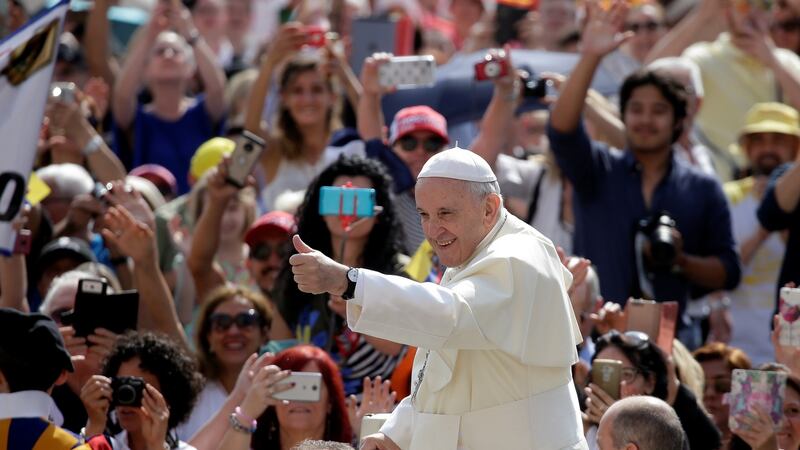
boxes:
[293,234,313,254]
[289,234,349,296]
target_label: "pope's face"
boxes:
[415,177,500,267]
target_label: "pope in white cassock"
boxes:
[289,147,588,450]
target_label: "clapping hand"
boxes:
[347,376,397,439]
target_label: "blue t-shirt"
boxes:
[547,121,741,322]
[116,95,218,194]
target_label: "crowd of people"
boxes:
[2,0,800,448]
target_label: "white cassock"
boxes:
[346,209,588,450]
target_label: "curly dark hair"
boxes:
[102,331,204,430]
[593,330,670,400]
[619,69,688,144]
[273,154,405,328]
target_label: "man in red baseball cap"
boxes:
[244,211,296,295]
[387,105,450,179]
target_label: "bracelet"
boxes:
[710,297,732,312]
[235,406,257,424]
[229,411,257,434]
[82,134,104,156]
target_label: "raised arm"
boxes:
[327,41,362,112]
[244,23,306,136]
[102,205,188,348]
[357,53,391,141]
[112,6,169,129]
[83,0,119,86]
[470,49,520,169]
[550,1,633,134]
[643,0,726,64]
[759,162,800,231]
[0,253,28,312]
[187,161,234,302]
[170,0,226,122]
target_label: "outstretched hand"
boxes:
[101,205,156,264]
[580,0,634,58]
[289,235,349,296]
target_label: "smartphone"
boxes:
[359,413,391,440]
[226,130,266,188]
[779,287,800,347]
[378,55,436,89]
[71,279,139,337]
[49,82,76,104]
[626,299,677,354]
[272,372,323,403]
[12,229,31,255]
[319,186,376,218]
[591,359,622,400]
[729,369,786,431]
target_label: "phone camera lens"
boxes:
[244,143,253,153]
[312,385,318,391]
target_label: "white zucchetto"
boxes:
[417,147,497,182]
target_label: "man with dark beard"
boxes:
[547,0,741,346]
[724,103,799,365]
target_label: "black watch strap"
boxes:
[342,267,358,300]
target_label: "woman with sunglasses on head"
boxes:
[243,23,364,212]
[175,285,272,441]
[585,330,721,450]
[272,155,407,399]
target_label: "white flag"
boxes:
[0,0,69,254]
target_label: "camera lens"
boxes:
[484,61,500,78]
[244,143,253,153]
[116,385,136,405]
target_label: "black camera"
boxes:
[111,376,146,407]
[520,73,553,99]
[640,213,677,269]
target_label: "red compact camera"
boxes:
[474,50,511,81]
[305,26,327,48]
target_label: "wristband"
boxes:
[82,134,104,156]
[235,406,257,424]
[229,411,257,434]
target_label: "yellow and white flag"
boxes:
[0,0,68,253]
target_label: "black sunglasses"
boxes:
[772,19,800,32]
[397,136,446,153]
[626,21,661,33]
[209,309,262,332]
[249,242,290,261]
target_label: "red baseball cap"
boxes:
[389,106,449,144]
[244,211,297,247]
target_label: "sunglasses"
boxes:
[209,309,262,332]
[249,242,290,262]
[598,330,651,351]
[705,377,732,395]
[772,19,800,32]
[397,136,446,153]
[626,21,661,33]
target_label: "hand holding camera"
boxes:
[80,375,113,436]
[639,213,684,270]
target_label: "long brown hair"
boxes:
[194,285,273,381]
[272,53,341,161]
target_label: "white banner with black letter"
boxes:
[0,0,69,253]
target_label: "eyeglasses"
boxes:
[621,367,643,383]
[209,309,262,332]
[772,19,800,33]
[626,21,662,33]
[397,136,446,154]
[249,242,290,262]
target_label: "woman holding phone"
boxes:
[272,155,406,397]
[584,330,721,450]
[218,345,351,449]
[243,23,364,211]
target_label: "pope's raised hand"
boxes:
[289,235,349,296]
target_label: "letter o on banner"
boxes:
[0,172,26,221]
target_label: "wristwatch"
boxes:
[342,267,358,300]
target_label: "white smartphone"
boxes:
[272,372,323,403]
[378,55,436,89]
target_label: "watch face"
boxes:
[347,268,358,282]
